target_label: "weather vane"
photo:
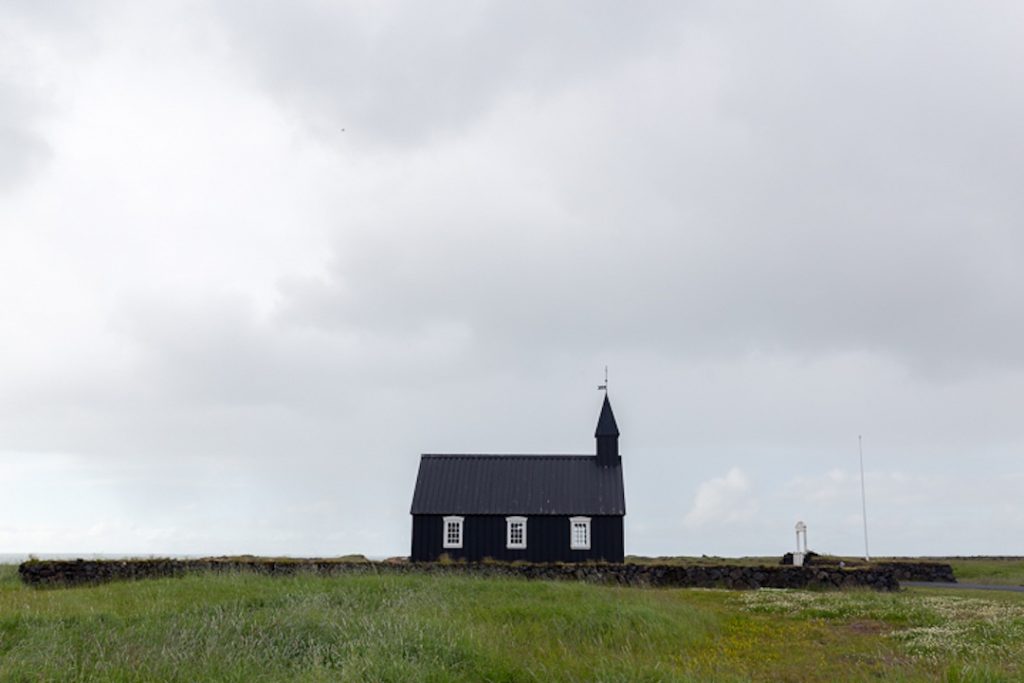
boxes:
[597,366,608,393]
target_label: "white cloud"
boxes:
[683,468,757,530]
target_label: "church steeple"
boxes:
[595,393,620,466]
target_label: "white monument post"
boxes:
[793,521,808,567]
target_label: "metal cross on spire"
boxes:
[597,366,608,393]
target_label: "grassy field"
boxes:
[3,564,1024,681]
[941,558,1024,586]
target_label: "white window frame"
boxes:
[570,516,591,550]
[505,516,527,549]
[443,516,464,549]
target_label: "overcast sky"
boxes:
[2,1,1023,559]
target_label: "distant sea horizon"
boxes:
[0,553,204,564]
[1,553,390,564]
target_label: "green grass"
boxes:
[2,564,1024,681]
[942,558,1024,586]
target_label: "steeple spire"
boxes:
[595,393,620,466]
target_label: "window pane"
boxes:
[571,520,589,548]
[444,518,462,548]
[505,517,527,548]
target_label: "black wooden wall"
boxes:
[411,514,624,563]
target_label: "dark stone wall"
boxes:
[779,554,956,583]
[874,562,956,583]
[19,558,900,591]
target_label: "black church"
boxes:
[409,394,626,563]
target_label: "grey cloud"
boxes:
[0,0,106,31]
[211,0,688,146]
[267,1,1024,379]
[0,0,115,192]
[3,1,1024,556]
[0,86,51,192]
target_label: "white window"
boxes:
[443,516,464,549]
[506,516,527,549]
[570,516,591,550]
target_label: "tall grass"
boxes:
[1,564,1022,681]
[1,567,714,682]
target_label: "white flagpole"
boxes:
[859,435,870,561]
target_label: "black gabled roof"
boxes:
[410,454,625,516]
[595,394,619,437]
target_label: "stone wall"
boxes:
[18,558,901,591]
[874,562,956,583]
[779,554,955,583]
